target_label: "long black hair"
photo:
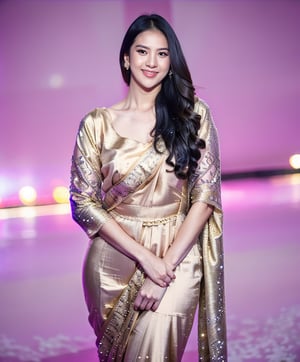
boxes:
[119,14,205,179]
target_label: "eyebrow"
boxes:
[135,45,169,51]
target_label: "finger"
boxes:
[134,293,142,311]
[157,276,169,287]
[145,300,154,311]
[165,263,176,279]
[156,279,167,288]
[164,275,173,285]
[151,301,160,312]
[162,275,173,287]
[139,298,149,310]
[167,270,176,279]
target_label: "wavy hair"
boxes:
[119,14,205,179]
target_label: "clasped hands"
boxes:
[134,252,175,312]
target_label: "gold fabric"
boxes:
[70,98,227,361]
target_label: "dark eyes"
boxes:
[136,49,169,57]
[158,51,169,57]
[137,49,147,55]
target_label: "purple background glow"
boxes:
[0,0,299,205]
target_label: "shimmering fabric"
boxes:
[193,101,227,361]
[70,98,227,361]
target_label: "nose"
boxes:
[146,52,157,68]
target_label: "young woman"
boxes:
[70,14,227,361]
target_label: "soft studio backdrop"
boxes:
[0,0,299,205]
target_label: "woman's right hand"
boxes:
[138,249,175,287]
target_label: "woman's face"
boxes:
[124,29,171,92]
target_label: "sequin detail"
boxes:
[70,151,112,237]
[190,101,227,361]
[189,107,222,210]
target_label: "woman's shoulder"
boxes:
[194,96,218,134]
[81,107,108,123]
[194,96,210,117]
[195,95,209,112]
[75,108,112,146]
[79,107,110,131]
[83,100,126,124]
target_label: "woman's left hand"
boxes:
[134,278,167,312]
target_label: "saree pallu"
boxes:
[70,98,227,361]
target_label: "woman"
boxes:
[70,14,227,361]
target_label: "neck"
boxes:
[123,81,161,112]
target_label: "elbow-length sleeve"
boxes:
[191,99,227,361]
[70,110,112,238]
[190,99,222,212]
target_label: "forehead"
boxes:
[132,29,168,48]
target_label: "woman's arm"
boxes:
[98,218,175,287]
[134,99,220,311]
[164,201,213,269]
[134,201,212,311]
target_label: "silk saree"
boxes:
[70,98,227,361]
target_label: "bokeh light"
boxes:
[53,186,69,204]
[19,186,37,205]
[48,73,64,88]
[289,154,300,170]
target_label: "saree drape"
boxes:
[70,97,227,361]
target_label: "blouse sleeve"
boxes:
[69,109,112,238]
[190,99,222,212]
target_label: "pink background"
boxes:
[0,0,299,205]
[0,2,300,360]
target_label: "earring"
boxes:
[124,63,129,71]
[168,69,173,77]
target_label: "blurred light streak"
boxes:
[0,204,70,220]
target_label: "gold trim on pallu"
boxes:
[98,269,145,361]
[102,139,166,212]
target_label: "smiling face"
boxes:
[124,29,171,92]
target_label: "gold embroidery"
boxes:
[103,138,167,211]
[142,215,177,226]
[98,269,145,361]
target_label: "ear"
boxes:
[124,54,130,68]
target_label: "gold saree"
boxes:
[70,98,227,361]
